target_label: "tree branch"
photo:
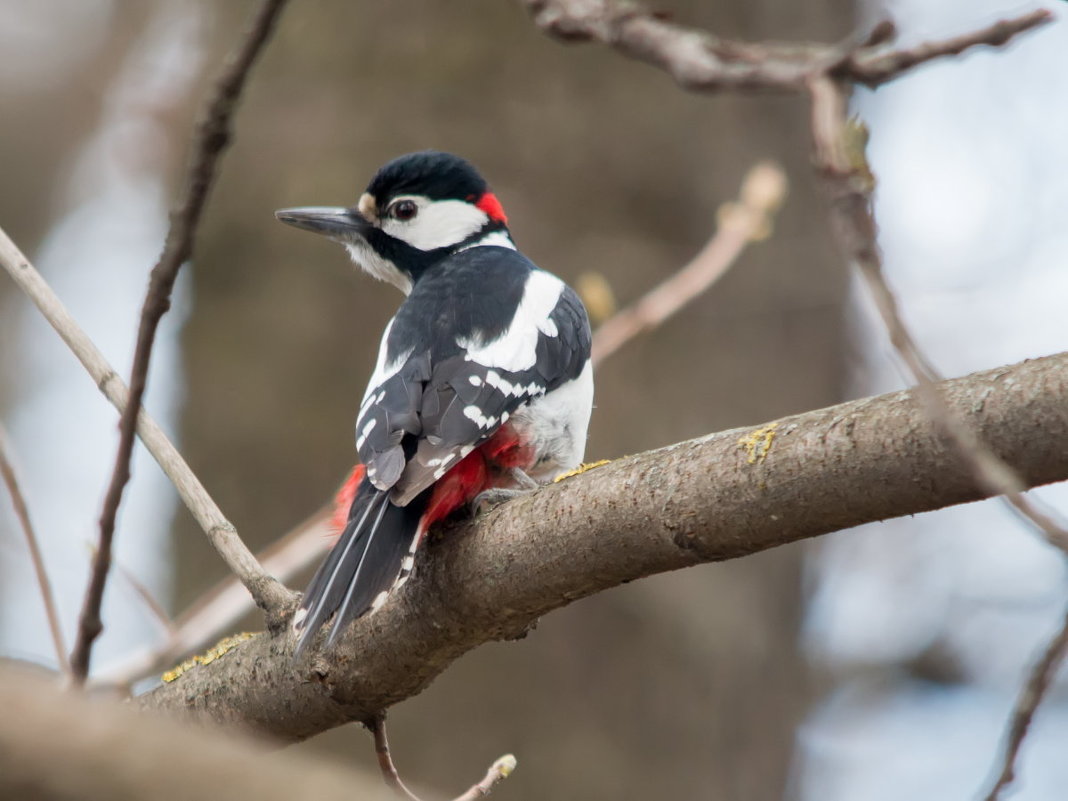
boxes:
[96,507,331,689]
[591,160,786,366]
[807,75,1068,556]
[0,424,69,677]
[520,1,1051,93]
[138,352,1068,740]
[982,606,1068,801]
[0,667,394,801]
[70,0,291,684]
[0,227,293,636]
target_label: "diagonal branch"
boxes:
[0,228,293,644]
[982,606,1068,801]
[591,160,787,366]
[0,423,69,677]
[138,352,1068,740]
[95,507,331,689]
[806,75,1068,555]
[70,0,291,684]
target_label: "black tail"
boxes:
[293,476,427,657]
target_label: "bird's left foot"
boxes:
[471,468,538,514]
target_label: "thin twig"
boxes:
[807,75,1068,555]
[0,230,292,637]
[64,0,290,684]
[95,505,331,688]
[451,755,517,801]
[591,161,787,366]
[982,606,1068,801]
[86,542,175,636]
[847,10,1052,86]
[805,68,1068,801]
[368,714,517,801]
[0,423,69,677]
[369,714,423,801]
[521,1,1051,93]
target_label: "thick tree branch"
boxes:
[72,0,291,683]
[520,1,1050,93]
[0,667,393,801]
[139,352,1068,740]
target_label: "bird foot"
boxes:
[471,468,539,514]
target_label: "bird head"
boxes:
[276,150,513,294]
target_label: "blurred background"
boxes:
[0,1,1066,799]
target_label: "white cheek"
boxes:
[344,240,412,295]
[383,199,489,250]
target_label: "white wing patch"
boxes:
[463,405,498,430]
[356,418,377,450]
[456,270,564,372]
[361,318,412,407]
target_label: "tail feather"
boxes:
[293,475,428,657]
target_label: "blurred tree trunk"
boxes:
[177,1,851,798]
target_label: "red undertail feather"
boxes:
[332,464,366,535]
[421,423,532,530]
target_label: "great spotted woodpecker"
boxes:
[277,151,593,656]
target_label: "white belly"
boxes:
[509,361,594,481]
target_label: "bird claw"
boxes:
[471,487,532,515]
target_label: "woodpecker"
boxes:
[277,151,593,656]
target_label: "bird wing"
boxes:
[354,250,591,506]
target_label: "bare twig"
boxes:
[806,75,1068,555]
[0,230,293,640]
[521,1,1050,93]
[95,506,331,688]
[591,161,787,366]
[368,715,516,801]
[846,10,1052,86]
[0,423,69,677]
[69,0,291,684]
[982,607,1068,801]
[87,542,175,636]
[451,755,517,801]
[806,61,1068,801]
[369,715,422,801]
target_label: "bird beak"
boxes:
[275,206,373,239]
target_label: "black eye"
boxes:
[389,199,418,221]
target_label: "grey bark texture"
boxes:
[140,351,1068,740]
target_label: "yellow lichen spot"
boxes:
[161,632,255,683]
[553,459,611,483]
[738,422,779,465]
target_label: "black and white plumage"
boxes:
[277,151,593,656]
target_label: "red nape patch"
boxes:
[331,464,366,538]
[475,192,508,224]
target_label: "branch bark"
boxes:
[0,667,392,801]
[139,351,1068,740]
[520,1,1051,92]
